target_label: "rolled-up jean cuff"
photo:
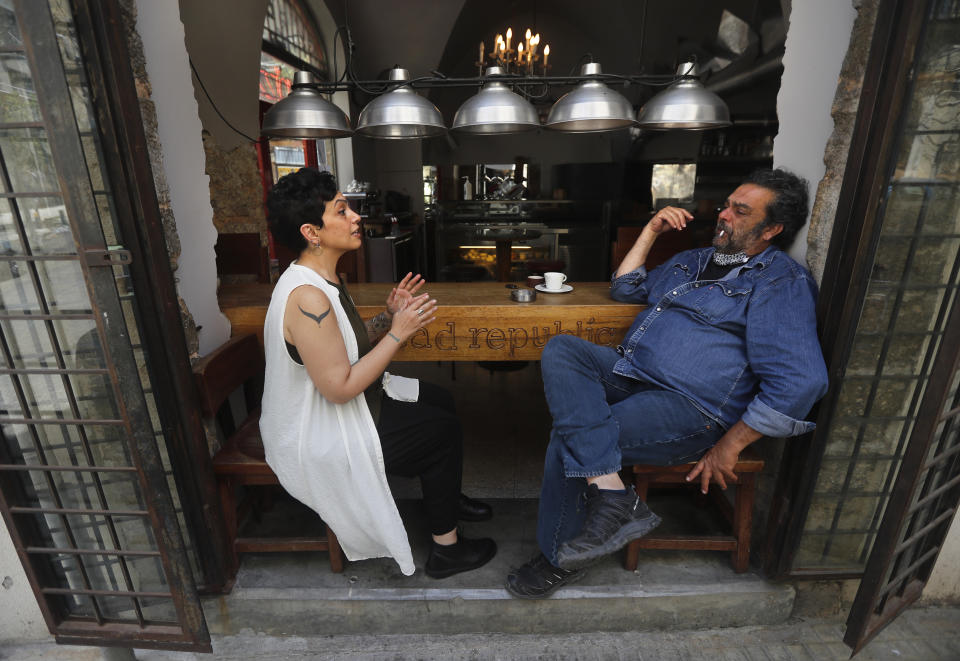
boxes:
[564,464,623,478]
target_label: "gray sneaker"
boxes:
[556,484,661,570]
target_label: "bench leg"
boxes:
[218,477,240,578]
[326,524,345,573]
[732,473,757,573]
[623,474,651,571]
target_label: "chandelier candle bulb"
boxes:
[543,45,550,70]
[479,41,485,63]
[506,28,512,52]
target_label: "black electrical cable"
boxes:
[188,57,259,143]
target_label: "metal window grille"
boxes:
[0,0,209,650]
[792,0,960,575]
[262,0,327,76]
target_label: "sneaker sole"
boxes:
[555,511,662,570]
[504,567,586,600]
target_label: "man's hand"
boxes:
[686,442,740,494]
[646,206,693,235]
[685,420,763,494]
[614,207,695,277]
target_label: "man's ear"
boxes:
[761,223,784,242]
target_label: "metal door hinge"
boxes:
[84,246,132,266]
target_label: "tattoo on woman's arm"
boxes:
[367,311,391,336]
[299,305,331,328]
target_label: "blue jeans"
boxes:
[536,335,725,565]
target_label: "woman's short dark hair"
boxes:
[744,168,810,249]
[266,168,338,253]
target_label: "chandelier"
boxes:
[478,28,550,76]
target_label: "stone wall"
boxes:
[204,133,266,235]
[202,131,268,284]
[805,0,881,283]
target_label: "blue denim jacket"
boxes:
[610,245,828,438]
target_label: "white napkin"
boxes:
[382,372,419,402]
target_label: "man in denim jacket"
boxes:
[506,169,829,599]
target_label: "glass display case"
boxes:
[434,200,610,282]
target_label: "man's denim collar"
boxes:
[700,244,779,279]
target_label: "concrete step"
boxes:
[202,498,794,636]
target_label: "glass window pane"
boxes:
[924,187,960,235]
[0,261,38,312]
[39,259,89,312]
[0,128,57,191]
[0,53,41,123]
[0,198,23,253]
[0,5,23,50]
[881,333,934,377]
[909,237,960,284]
[17,196,74,255]
[0,318,56,369]
[6,424,133,470]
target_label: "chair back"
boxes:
[193,333,264,435]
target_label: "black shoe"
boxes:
[425,533,497,578]
[458,493,493,521]
[505,553,584,599]
[555,484,661,570]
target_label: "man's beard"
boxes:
[713,222,766,254]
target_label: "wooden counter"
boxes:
[219,282,643,361]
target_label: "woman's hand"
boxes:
[389,292,437,342]
[386,272,426,317]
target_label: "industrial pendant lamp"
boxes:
[356,67,446,139]
[544,62,636,132]
[452,67,540,134]
[261,71,353,138]
[636,61,731,129]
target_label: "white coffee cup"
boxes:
[544,272,567,291]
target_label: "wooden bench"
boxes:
[623,448,764,573]
[193,333,344,583]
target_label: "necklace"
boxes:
[712,251,749,266]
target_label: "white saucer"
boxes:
[535,284,573,293]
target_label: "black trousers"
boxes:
[376,381,463,536]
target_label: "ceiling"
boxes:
[319,0,790,120]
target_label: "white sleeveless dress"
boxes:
[258,264,415,575]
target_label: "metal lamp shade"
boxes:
[356,68,446,139]
[545,63,636,133]
[636,78,731,130]
[452,67,539,134]
[261,71,353,138]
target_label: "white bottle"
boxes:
[463,177,473,200]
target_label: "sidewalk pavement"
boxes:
[1,605,958,660]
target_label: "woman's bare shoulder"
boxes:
[284,284,335,329]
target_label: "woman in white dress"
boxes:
[259,167,495,578]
